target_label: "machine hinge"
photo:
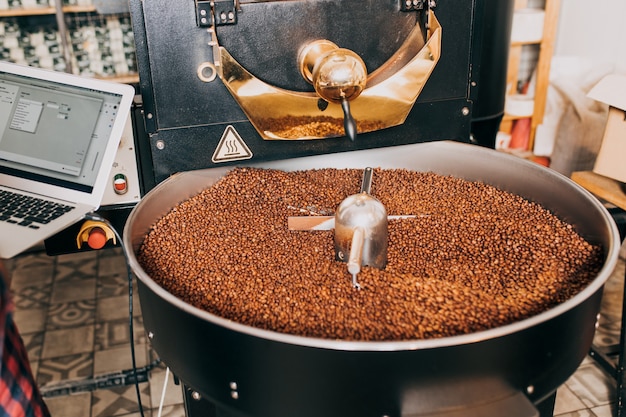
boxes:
[400,0,436,12]
[196,0,237,28]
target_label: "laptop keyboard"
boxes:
[0,189,75,230]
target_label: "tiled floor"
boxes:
[5,247,185,417]
[3,243,626,417]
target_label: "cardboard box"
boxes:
[588,74,626,183]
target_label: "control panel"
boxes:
[102,111,141,206]
[45,107,142,254]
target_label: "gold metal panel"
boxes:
[217,11,442,140]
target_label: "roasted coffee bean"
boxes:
[138,168,603,341]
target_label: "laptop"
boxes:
[0,61,135,259]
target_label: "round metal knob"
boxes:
[310,48,366,103]
[298,40,367,141]
[298,40,339,85]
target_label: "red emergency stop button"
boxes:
[113,173,128,195]
[76,220,116,250]
[87,227,108,250]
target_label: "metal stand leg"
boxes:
[536,392,556,417]
[585,263,626,416]
[589,271,626,416]
[616,262,626,417]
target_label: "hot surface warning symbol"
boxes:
[212,125,253,163]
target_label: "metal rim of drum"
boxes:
[124,141,621,352]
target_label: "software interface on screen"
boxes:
[0,71,124,192]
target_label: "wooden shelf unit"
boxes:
[499,0,561,151]
[0,2,138,84]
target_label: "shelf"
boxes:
[0,7,56,17]
[502,113,528,122]
[96,73,139,84]
[571,171,626,211]
[62,5,96,13]
[0,5,95,16]
[510,40,542,47]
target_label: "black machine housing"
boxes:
[129,0,515,188]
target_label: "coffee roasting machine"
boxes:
[44,1,622,417]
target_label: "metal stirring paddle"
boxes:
[334,167,388,288]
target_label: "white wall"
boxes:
[555,0,626,72]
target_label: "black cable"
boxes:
[84,213,147,417]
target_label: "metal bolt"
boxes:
[148,331,154,339]
[229,381,239,399]
[146,113,153,119]
[191,391,202,400]
[156,140,165,150]
[461,107,470,116]
[526,385,535,395]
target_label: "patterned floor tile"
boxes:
[9,262,54,292]
[116,405,185,417]
[95,316,146,351]
[41,325,95,359]
[555,383,587,415]
[37,352,94,386]
[46,300,97,330]
[591,403,616,417]
[564,363,615,408]
[13,305,48,334]
[99,250,132,277]
[21,330,44,362]
[152,403,186,417]
[115,410,153,417]
[51,277,97,304]
[55,252,98,283]
[97,294,142,322]
[44,392,92,417]
[98,273,135,299]
[91,383,151,417]
[149,367,184,410]
[30,361,39,380]
[554,410,602,417]
[10,251,54,271]
[93,344,150,375]
[12,282,52,310]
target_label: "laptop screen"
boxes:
[0,70,125,193]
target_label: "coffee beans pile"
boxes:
[138,168,603,341]
[258,116,385,139]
